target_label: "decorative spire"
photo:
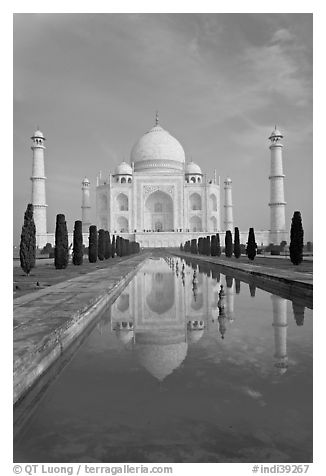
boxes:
[155,110,159,126]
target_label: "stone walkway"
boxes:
[13,253,150,404]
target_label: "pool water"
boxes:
[14,256,313,463]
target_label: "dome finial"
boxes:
[155,110,159,126]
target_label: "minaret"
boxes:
[224,177,233,232]
[271,295,288,374]
[269,126,286,244]
[81,177,91,233]
[30,128,47,248]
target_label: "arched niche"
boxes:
[189,193,202,211]
[144,190,173,232]
[117,193,128,211]
[117,216,129,233]
[190,215,202,232]
[210,194,217,211]
[210,216,217,232]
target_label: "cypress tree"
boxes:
[216,233,221,257]
[289,211,304,265]
[98,229,105,260]
[72,220,83,265]
[225,230,233,258]
[88,225,98,263]
[116,236,122,257]
[104,231,111,259]
[198,237,204,255]
[246,227,257,261]
[19,203,36,276]
[111,235,116,258]
[190,238,198,254]
[121,238,127,257]
[211,235,218,256]
[54,214,69,269]
[234,227,241,259]
[205,236,211,255]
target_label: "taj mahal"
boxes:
[29,113,288,248]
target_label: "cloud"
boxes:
[271,28,294,43]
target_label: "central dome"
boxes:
[130,124,186,173]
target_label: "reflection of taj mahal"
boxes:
[109,258,289,381]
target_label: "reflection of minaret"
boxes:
[271,295,288,373]
[292,301,305,326]
[224,177,234,232]
[82,177,91,233]
[225,276,234,322]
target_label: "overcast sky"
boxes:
[13,13,313,244]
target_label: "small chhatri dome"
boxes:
[130,116,186,173]
[185,161,202,175]
[31,128,44,139]
[269,125,283,140]
[224,177,232,184]
[115,161,133,175]
[82,177,90,184]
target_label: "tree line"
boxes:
[19,206,140,274]
[181,212,305,265]
[181,226,257,260]
[19,204,305,275]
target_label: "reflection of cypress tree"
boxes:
[206,269,211,278]
[198,263,205,274]
[226,275,233,288]
[235,278,241,294]
[292,301,305,326]
[211,269,219,280]
[249,281,256,297]
[216,272,220,283]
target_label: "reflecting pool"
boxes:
[14,256,313,463]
